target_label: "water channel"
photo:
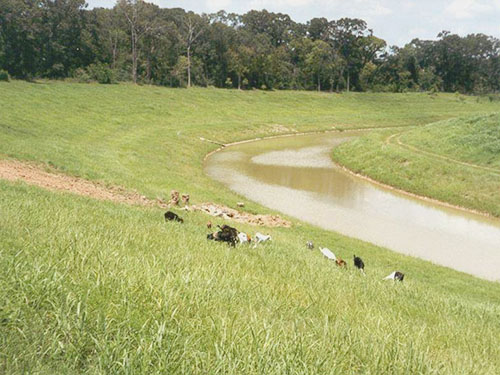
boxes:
[205,131,500,281]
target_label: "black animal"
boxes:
[394,271,405,282]
[164,211,184,223]
[353,255,365,275]
[207,224,239,247]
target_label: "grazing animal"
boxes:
[319,247,336,261]
[207,224,239,247]
[335,258,347,267]
[238,232,251,244]
[207,221,212,229]
[164,211,183,223]
[181,194,190,205]
[255,233,272,244]
[306,241,314,250]
[383,271,405,282]
[353,255,365,275]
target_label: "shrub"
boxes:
[86,63,116,84]
[73,68,91,83]
[0,69,10,82]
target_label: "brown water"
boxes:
[205,131,500,281]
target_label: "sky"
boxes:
[86,0,500,46]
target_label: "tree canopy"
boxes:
[1,0,499,93]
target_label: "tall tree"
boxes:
[228,45,252,89]
[2,2,499,93]
[306,40,333,91]
[116,0,160,83]
[330,18,370,91]
[179,12,207,87]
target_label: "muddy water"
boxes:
[205,131,500,281]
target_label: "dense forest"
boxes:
[1,0,499,93]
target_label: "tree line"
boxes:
[1,0,499,93]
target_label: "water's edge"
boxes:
[204,130,500,281]
[204,128,493,219]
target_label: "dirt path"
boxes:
[0,159,157,206]
[385,132,500,175]
[0,158,290,227]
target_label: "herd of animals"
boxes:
[165,210,405,282]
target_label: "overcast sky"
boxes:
[87,0,500,46]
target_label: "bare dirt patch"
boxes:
[0,159,156,206]
[0,159,290,227]
[183,203,292,227]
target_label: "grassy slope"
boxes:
[332,113,500,217]
[1,81,498,208]
[1,81,500,374]
[403,113,500,168]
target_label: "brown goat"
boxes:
[335,258,347,267]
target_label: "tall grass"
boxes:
[1,82,500,373]
[2,182,500,374]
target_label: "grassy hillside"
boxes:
[1,81,499,207]
[403,113,500,168]
[2,81,500,374]
[332,114,500,217]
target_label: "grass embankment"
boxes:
[332,113,500,217]
[1,81,500,374]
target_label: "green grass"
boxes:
[332,113,500,217]
[402,113,500,168]
[1,81,499,207]
[2,81,500,374]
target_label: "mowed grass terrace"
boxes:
[332,113,500,217]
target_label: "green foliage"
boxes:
[0,69,9,81]
[72,67,91,83]
[86,63,116,84]
[172,56,189,87]
[1,3,498,92]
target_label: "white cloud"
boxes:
[446,0,493,19]
[371,4,392,16]
[249,0,314,9]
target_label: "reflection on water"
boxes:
[205,131,500,281]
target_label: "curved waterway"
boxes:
[205,131,500,281]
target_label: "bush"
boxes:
[86,63,116,84]
[73,68,91,83]
[0,69,10,82]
